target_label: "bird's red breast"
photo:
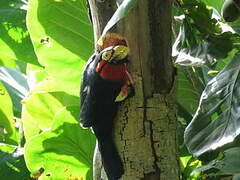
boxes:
[96,61,128,84]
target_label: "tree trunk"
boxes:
[88,0,179,179]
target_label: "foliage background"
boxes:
[1,0,240,179]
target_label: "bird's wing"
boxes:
[80,53,102,128]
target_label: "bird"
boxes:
[80,33,134,180]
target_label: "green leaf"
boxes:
[173,1,238,67]
[0,144,17,154]
[192,147,240,176]
[0,0,39,66]
[173,21,215,66]
[202,0,224,13]
[102,0,137,35]
[26,64,64,94]
[25,106,95,180]
[205,32,235,59]
[0,81,18,145]
[177,67,200,115]
[216,147,240,175]
[0,66,29,117]
[0,55,16,69]
[181,0,221,34]
[180,155,201,179]
[27,0,93,95]
[173,20,235,66]
[185,54,240,156]
[0,150,31,180]
[23,92,79,140]
[233,174,240,180]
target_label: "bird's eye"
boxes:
[102,51,113,61]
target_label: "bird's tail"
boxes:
[97,136,124,180]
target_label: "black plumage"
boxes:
[80,51,124,180]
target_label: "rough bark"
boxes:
[88,0,179,179]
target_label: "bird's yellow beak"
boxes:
[113,45,129,60]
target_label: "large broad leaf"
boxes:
[26,64,64,94]
[25,106,95,180]
[0,0,39,66]
[177,67,201,116]
[191,147,240,178]
[22,92,79,140]
[185,55,240,156]
[0,81,18,146]
[173,20,235,66]
[27,0,93,95]
[102,0,137,36]
[172,21,215,66]
[173,1,238,66]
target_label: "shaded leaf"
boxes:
[181,0,221,34]
[233,174,240,180]
[192,147,240,176]
[185,54,240,156]
[173,21,216,66]
[173,1,237,66]
[205,32,236,59]
[0,0,39,66]
[0,149,31,180]
[25,106,95,180]
[177,67,200,115]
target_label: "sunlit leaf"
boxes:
[25,64,63,94]
[180,155,201,179]
[25,106,95,180]
[202,0,224,13]
[0,0,39,66]
[0,55,16,69]
[185,54,240,156]
[0,143,17,153]
[22,92,79,140]
[27,0,93,95]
